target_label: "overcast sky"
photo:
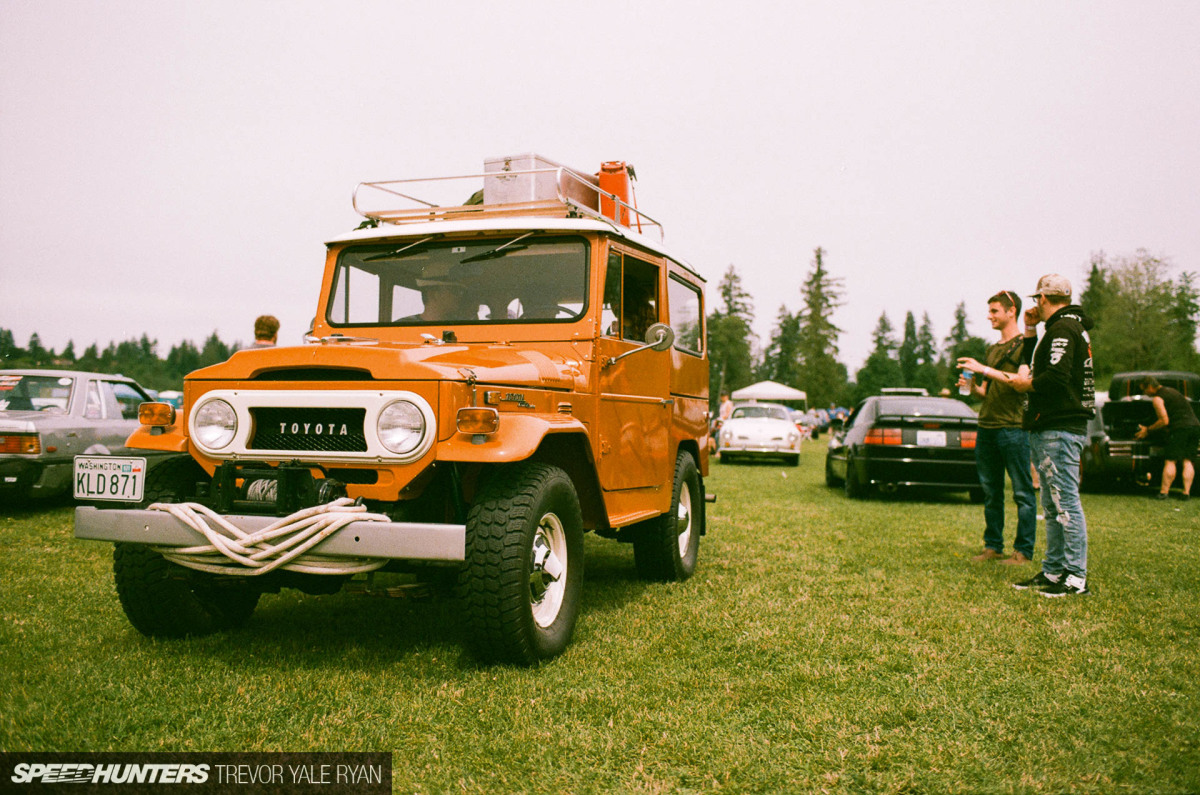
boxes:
[3,1,1198,373]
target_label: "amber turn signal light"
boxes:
[457,407,499,435]
[139,402,177,426]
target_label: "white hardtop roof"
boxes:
[325,216,703,281]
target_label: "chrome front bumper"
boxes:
[74,506,465,562]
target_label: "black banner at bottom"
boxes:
[0,753,390,794]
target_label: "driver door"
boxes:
[596,248,671,491]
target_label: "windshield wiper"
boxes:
[459,232,536,264]
[363,236,436,262]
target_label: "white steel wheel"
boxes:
[530,511,569,628]
[674,482,693,559]
[634,451,702,582]
[458,462,584,665]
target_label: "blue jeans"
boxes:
[1029,430,1088,579]
[975,427,1038,558]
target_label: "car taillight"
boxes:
[0,433,41,454]
[960,430,977,449]
[864,428,902,445]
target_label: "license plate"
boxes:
[74,456,146,501]
[916,430,947,447]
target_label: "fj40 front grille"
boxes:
[249,407,368,452]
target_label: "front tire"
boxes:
[634,451,702,582]
[458,462,584,665]
[114,456,260,637]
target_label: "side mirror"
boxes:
[604,323,676,367]
[645,322,675,351]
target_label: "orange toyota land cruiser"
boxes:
[74,155,712,664]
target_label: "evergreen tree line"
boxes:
[0,330,240,391]
[710,247,1200,411]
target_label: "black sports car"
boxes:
[825,395,981,500]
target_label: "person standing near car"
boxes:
[957,290,1038,566]
[1008,274,1095,597]
[1135,376,1198,501]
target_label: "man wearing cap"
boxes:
[1008,274,1096,597]
[1135,376,1198,501]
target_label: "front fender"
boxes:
[436,413,589,463]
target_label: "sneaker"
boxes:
[1041,573,1091,598]
[1013,571,1059,590]
[972,548,1004,562]
[1154,492,1169,500]
[1000,551,1032,566]
[1180,493,1191,502]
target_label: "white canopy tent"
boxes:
[730,380,807,404]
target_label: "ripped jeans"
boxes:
[1029,430,1088,579]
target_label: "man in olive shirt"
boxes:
[958,290,1037,565]
[1136,376,1199,500]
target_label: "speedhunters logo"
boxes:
[11,763,208,784]
[1,753,389,793]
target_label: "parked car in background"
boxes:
[0,370,152,502]
[717,402,802,465]
[825,394,981,500]
[1081,370,1200,490]
[157,390,183,409]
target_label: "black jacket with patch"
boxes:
[1021,305,1095,434]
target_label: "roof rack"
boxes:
[352,157,665,241]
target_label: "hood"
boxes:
[186,342,579,390]
[1046,305,1094,331]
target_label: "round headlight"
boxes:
[378,400,425,455]
[194,399,237,450]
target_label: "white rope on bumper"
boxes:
[147,498,392,577]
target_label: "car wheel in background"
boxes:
[845,456,869,499]
[634,450,701,583]
[825,456,844,487]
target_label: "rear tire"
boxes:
[845,457,869,499]
[457,462,583,665]
[825,456,844,487]
[634,451,701,582]
[113,456,260,638]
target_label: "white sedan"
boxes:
[717,403,801,466]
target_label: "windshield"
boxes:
[327,236,589,327]
[0,374,74,413]
[730,405,790,421]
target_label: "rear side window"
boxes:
[668,275,703,355]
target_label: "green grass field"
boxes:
[2,445,1197,793]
